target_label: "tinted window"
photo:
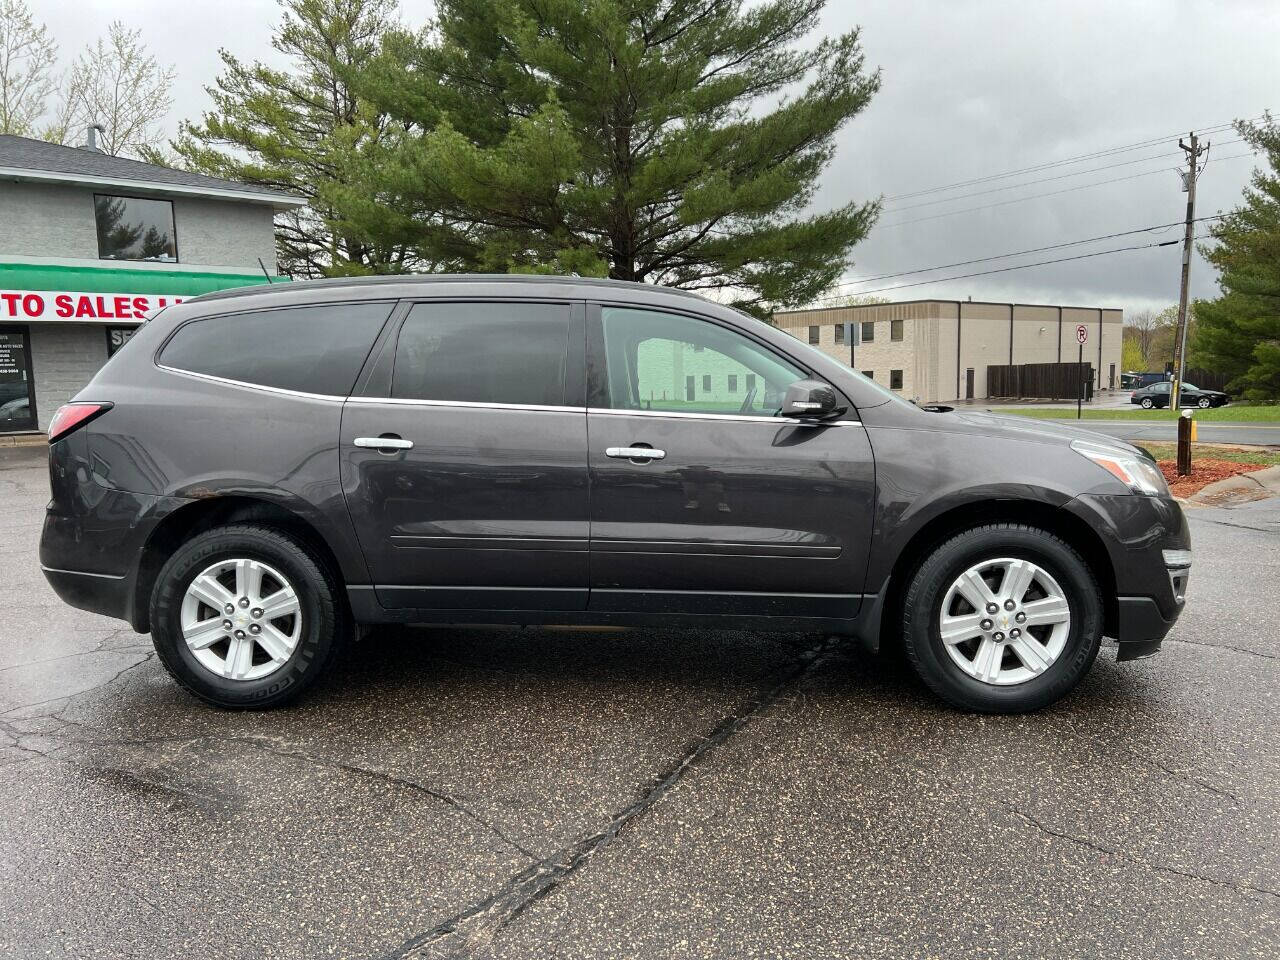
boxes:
[161,302,392,395]
[95,195,177,262]
[861,321,874,342]
[600,307,805,416]
[834,324,844,344]
[393,301,569,405]
[808,326,819,344]
[891,319,904,341]
[890,369,903,390]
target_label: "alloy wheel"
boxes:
[938,557,1072,685]
[179,558,303,681]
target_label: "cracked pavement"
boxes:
[1,444,1278,959]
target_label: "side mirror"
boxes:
[781,379,846,421]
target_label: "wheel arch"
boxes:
[871,499,1118,653]
[131,495,346,633]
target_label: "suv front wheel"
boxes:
[149,524,345,709]
[902,524,1103,713]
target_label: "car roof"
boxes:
[190,273,715,306]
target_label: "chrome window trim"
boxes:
[345,395,585,414]
[587,406,861,427]
[156,364,345,403]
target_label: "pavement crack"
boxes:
[230,736,538,860]
[382,634,845,960]
[1113,746,1242,803]
[1190,515,1280,533]
[1005,804,1280,902]
[1165,637,1280,662]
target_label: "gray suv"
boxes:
[40,276,1190,712]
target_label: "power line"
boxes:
[875,152,1258,229]
[810,234,1215,303]
[828,215,1227,289]
[882,116,1261,202]
[882,139,1244,214]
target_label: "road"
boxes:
[1,444,1278,959]
[1038,420,1280,446]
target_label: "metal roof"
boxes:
[0,134,304,208]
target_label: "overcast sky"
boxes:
[31,0,1280,314]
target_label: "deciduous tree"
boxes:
[0,0,57,136]
[52,22,175,157]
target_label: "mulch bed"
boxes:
[1158,458,1267,498]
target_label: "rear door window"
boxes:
[160,302,393,395]
[392,301,570,406]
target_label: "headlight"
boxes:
[1071,439,1169,496]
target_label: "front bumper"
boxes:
[1065,492,1190,657]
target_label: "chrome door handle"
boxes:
[354,436,414,450]
[606,446,665,461]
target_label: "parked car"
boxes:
[40,276,1190,713]
[1130,380,1229,409]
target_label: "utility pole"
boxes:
[1171,132,1209,409]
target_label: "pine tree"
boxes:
[351,0,880,313]
[171,0,409,277]
[1192,114,1280,401]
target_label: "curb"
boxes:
[0,433,46,448]
[1186,465,1280,506]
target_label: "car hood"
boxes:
[934,409,1146,455]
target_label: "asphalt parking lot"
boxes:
[2,443,1278,960]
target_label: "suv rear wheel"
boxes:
[902,524,1103,713]
[149,524,345,709]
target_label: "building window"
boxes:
[890,319,904,341]
[686,375,695,401]
[861,321,874,342]
[890,369,903,390]
[861,370,874,380]
[807,325,819,344]
[728,374,738,393]
[94,195,177,262]
[702,374,712,393]
[746,373,757,393]
[834,324,844,344]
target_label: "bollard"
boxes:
[1177,409,1193,477]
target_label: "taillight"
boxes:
[48,402,113,443]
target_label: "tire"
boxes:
[1197,397,1211,409]
[1140,397,1154,409]
[901,524,1103,713]
[149,523,346,709]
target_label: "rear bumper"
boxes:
[41,564,135,624]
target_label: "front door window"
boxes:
[598,307,804,416]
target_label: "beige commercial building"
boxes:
[771,299,1123,404]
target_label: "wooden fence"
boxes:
[1181,368,1232,393]
[986,362,1094,401]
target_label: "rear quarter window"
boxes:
[159,302,393,395]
